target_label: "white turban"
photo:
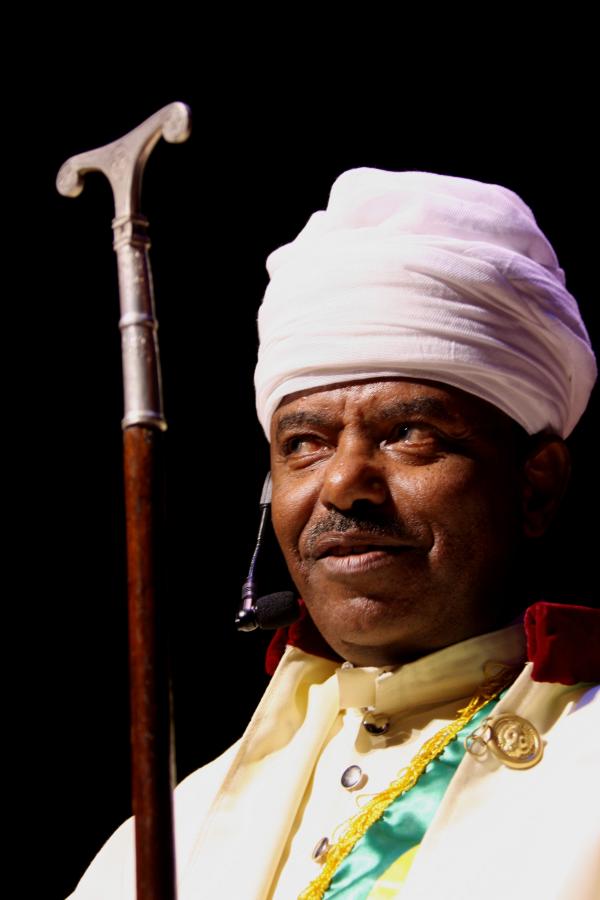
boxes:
[255,169,596,439]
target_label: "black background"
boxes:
[14,60,597,899]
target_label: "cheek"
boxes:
[271,476,319,561]
[387,460,475,523]
[390,461,520,557]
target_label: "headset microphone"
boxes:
[235,473,300,632]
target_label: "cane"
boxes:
[57,102,191,900]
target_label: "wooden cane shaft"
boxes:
[124,425,176,900]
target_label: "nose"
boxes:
[319,433,389,511]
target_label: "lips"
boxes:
[317,547,409,577]
[310,531,414,558]
[325,544,398,557]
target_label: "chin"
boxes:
[304,585,500,667]
[308,592,428,664]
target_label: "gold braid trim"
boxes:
[298,665,520,900]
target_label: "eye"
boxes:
[282,434,328,457]
[380,423,442,452]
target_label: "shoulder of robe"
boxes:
[65,740,242,900]
[65,816,135,900]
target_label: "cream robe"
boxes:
[68,624,600,899]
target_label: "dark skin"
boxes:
[270,378,571,667]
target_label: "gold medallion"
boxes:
[487,714,543,769]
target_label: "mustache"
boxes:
[303,507,413,555]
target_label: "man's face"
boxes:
[269,378,530,666]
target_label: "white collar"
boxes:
[336,622,526,716]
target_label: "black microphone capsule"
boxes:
[254,592,300,629]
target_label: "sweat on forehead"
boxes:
[255,169,596,441]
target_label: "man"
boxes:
[69,169,599,899]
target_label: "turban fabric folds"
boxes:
[255,169,596,439]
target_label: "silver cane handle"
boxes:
[56,102,192,430]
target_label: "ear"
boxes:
[520,435,571,538]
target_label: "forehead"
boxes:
[271,377,515,439]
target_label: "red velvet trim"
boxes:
[265,600,342,675]
[266,599,600,685]
[524,602,600,685]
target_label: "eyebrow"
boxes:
[275,411,336,440]
[378,398,457,422]
[274,398,457,441]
